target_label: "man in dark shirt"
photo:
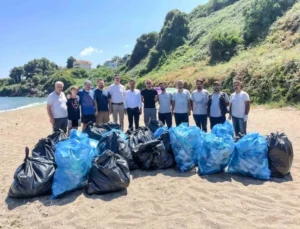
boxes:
[94,79,112,124]
[66,86,81,135]
[141,79,158,127]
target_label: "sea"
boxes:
[0,97,46,112]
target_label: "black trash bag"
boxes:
[158,131,173,155]
[127,127,154,151]
[98,122,121,131]
[47,129,68,144]
[86,150,130,195]
[84,122,107,141]
[97,131,138,170]
[8,147,55,198]
[133,140,175,170]
[32,138,56,162]
[148,120,164,134]
[266,132,294,178]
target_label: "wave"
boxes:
[0,101,46,113]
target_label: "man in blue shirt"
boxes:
[94,79,112,124]
[78,80,97,130]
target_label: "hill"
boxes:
[1,0,299,106]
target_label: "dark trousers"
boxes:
[209,116,226,130]
[174,113,189,126]
[193,114,207,132]
[127,107,140,130]
[232,116,247,136]
[53,117,68,133]
[158,112,172,128]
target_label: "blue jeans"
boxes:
[174,113,189,126]
[159,112,172,128]
[193,114,207,132]
[232,116,247,136]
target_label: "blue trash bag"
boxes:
[154,127,168,139]
[227,133,271,180]
[169,123,204,172]
[198,134,235,175]
[70,129,99,155]
[211,120,234,137]
[103,129,128,143]
[51,130,97,198]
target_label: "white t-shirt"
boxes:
[172,89,191,114]
[210,92,229,117]
[158,92,172,113]
[191,89,209,115]
[47,91,68,119]
[108,84,125,103]
[230,91,250,118]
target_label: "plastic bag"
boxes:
[127,127,154,152]
[198,134,234,175]
[211,120,234,137]
[32,138,56,162]
[97,131,138,170]
[97,122,121,131]
[266,132,293,178]
[8,147,55,198]
[51,130,96,198]
[86,150,130,195]
[84,123,107,141]
[47,129,68,144]
[227,133,270,180]
[148,120,164,133]
[158,131,173,155]
[133,140,175,170]
[169,123,203,172]
[154,127,168,139]
[103,129,128,143]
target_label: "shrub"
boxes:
[44,72,76,93]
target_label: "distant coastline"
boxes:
[0,97,46,113]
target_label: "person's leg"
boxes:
[200,115,208,132]
[210,117,217,130]
[103,111,109,123]
[232,116,240,136]
[112,105,118,124]
[119,104,125,131]
[193,115,201,128]
[158,113,166,125]
[61,117,68,133]
[144,108,150,127]
[220,116,226,124]
[174,113,180,126]
[133,107,140,129]
[96,112,102,125]
[166,113,172,128]
[127,108,133,130]
[238,118,247,135]
[150,108,157,121]
[182,113,189,125]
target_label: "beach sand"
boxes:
[0,105,299,229]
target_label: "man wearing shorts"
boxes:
[66,86,81,135]
[78,80,97,130]
[94,79,112,124]
[46,81,68,133]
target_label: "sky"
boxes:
[0,0,208,78]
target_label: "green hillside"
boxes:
[1,0,299,106]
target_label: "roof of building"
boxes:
[74,60,92,65]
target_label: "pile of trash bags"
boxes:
[211,120,234,137]
[148,120,164,134]
[154,126,168,139]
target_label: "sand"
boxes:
[0,105,299,229]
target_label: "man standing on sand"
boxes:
[94,79,111,125]
[172,80,191,126]
[124,79,142,130]
[78,80,97,131]
[207,81,229,129]
[158,82,172,128]
[190,79,209,132]
[141,79,158,127]
[47,81,68,133]
[229,80,250,136]
[108,75,126,130]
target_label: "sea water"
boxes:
[0,97,46,112]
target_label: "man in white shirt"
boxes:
[229,80,250,136]
[190,79,209,132]
[207,81,229,130]
[172,80,191,126]
[108,75,126,130]
[158,82,172,128]
[46,81,68,133]
[124,79,142,130]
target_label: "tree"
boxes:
[24,58,57,78]
[67,56,76,69]
[9,66,24,83]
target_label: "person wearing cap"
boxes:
[47,81,68,133]
[229,80,250,136]
[190,79,209,132]
[77,80,97,130]
[207,81,229,129]
[108,75,126,130]
[94,79,111,124]
[66,86,81,135]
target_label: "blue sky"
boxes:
[0,0,208,78]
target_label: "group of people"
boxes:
[46,74,250,137]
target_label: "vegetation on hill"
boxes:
[0,0,299,107]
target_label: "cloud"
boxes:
[124,44,131,48]
[80,47,103,56]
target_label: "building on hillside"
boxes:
[104,54,130,69]
[73,60,92,69]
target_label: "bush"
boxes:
[44,72,76,93]
[32,75,41,85]
[71,69,88,79]
[147,49,161,72]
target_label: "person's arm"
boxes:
[138,91,142,114]
[171,100,175,114]
[47,104,54,125]
[225,93,230,106]
[187,91,192,116]
[228,94,232,120]
[94,100,98,116]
